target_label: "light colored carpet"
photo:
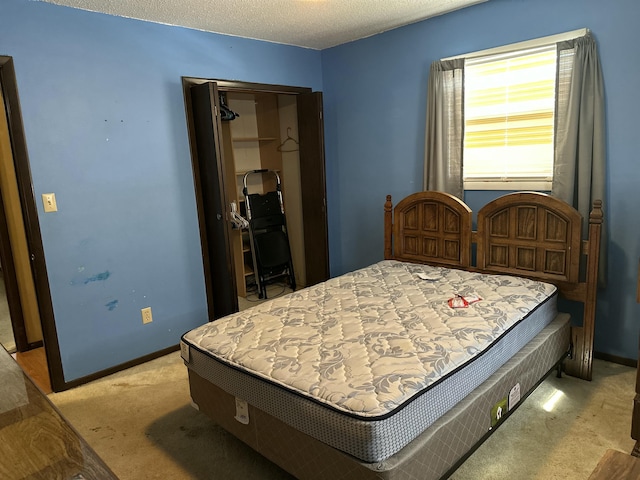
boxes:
[50,351,292,480]
[452,360,635,479]
[48,354,635,480]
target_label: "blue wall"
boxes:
[3,0,640,382]
[1,0,322,381]
[322,0,640,361]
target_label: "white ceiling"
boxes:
[41,0,487,50]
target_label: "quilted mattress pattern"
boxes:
[183,260,557,419]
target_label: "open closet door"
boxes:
[189,82,239,318]
[297,92,330,285]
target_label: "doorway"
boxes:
[182,78,330,320]
[0,56,61,392]
[0,271,15,352]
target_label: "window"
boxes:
[463,45,557,190]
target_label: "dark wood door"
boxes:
[189,82,239,319]
[298,92,330,286]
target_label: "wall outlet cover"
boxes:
[141,307,153,324]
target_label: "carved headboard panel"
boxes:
[476,192,582,283]
[386,191,472,269]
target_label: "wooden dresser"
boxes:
[0,345,117,479]
[589,449,640,479]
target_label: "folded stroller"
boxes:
[242,169,296,299]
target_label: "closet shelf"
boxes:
[235,169,280,177]
[232,137,277,143]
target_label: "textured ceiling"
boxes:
[41,0,486,49]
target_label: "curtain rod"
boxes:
[442,28,589,61]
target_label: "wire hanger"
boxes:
[277,127,299,152]
[219,92,239,121]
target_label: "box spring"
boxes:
[188,314,570,480]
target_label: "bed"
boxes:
[181,190,603,480]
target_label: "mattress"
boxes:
[181,260,558,462]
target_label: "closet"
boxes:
[221,91,301,297]
[183,79,329,319]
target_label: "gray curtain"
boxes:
[552,33,607,285]
[423,59,464,199]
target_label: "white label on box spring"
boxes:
[509,383,521,410]
[235,397,250,424]
[180,341,190,362]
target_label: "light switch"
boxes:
[42,193,58,212]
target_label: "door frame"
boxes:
[182,77,328,319]
[0,56,63,390]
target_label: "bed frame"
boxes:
[186,190,603,480]
[384,191,603,381]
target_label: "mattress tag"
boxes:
[509,383,521,410]
[417,272,440,281]
[234,398,250,425]
[448,295,469,308]
[464,293,482,304]
[180,341,190,362]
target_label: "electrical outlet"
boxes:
[141,307,153,324]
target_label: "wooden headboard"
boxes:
[384,191,603,381]
[386,191,472,269]
[476,192,582,284]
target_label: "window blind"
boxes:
[464,45,557,185]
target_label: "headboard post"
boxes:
[384,195,393,260]
[568,199,603,381]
